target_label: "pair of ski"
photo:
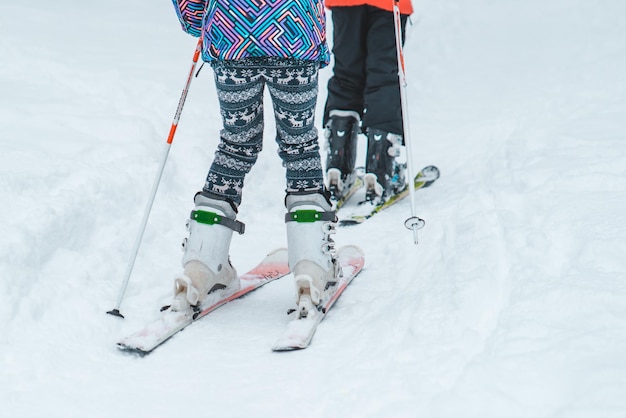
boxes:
[333,165,440,225]
[117,166,439,355]
[116,245,365,355]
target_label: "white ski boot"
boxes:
[285,192,341,317]
[170,193,245,313]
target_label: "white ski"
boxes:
[272,245,365,351]
[117,248,290,355]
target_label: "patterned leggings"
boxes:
[204,59,324,207]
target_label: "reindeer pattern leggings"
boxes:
[204,59,325,207]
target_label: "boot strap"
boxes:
[285,209,337,223]
[191,210,245,234]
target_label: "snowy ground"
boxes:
[2,1,626,417]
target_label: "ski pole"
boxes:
[393,0,424,245]
[107,39,203,318]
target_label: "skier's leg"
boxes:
[203,62,266,206]
[362,7,409,200]
[323,7,369,200]
[267,61,324,194]
[323,6,368,126]
[267,61,339,306]
[171,63,265,310]
[362,6,407,135]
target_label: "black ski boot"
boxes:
[364,128,407,203]
[325,111,360,201]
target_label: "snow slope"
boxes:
[1,1,625,417]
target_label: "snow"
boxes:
[2,0,626,417]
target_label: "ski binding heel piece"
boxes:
[173,276,200,308]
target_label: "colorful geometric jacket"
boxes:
[172,0,329,66]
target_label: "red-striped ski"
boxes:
[272,245,365,351]
[117,248,290,355]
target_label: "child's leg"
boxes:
[204,63,266,206]
[266,62,324,194]
[267,62,338,307]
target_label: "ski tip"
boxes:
[244,248,290,278]
[337,246,365,273]
[419,165,440,186]
[337,245,364,259]
[265,247,288,262]
[422,165,440,174]
[106,309,125,319]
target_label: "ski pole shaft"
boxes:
[393,0,424,245]
[107,39,203,318]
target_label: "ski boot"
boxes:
[325,110,360,202]
[364,128,407,204]
[170,192,245,313]
[285,191,341,318]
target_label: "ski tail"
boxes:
[272,245,365,351]
[117,248,289,355]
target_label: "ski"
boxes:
[333,176,363,210]
[272,245,365,351]
[329,173,364,211]
[117,248,290,355]
[338,165,440,226]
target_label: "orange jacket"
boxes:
[325,0,412,15]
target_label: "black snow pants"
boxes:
[323,5,408,136]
